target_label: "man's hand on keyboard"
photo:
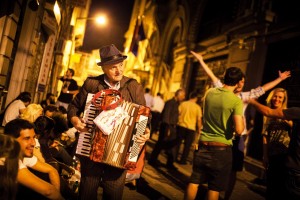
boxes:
[71,116,87,132]
[136,128,150,146]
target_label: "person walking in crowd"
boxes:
[56,68,78,110]
[175,91,202,165]
[249,99,300,200]
[67,44,150,200]
[261,88,293,200]
[150,92,165,138]
[148,88,186,170]
[0,134,20,200]
[4,119,63,200]
[191,51,291,199]
[1,91,31,126]
[144,87,154,108]
[40,93,56,109]
[185,67,245,200]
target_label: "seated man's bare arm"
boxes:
[18,168,63,200]
[31,160,60,190]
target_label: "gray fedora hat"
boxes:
[97,44,127,66]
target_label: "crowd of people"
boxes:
[0,44,299,200]
[147,50,295,200]
[0,69,80,199]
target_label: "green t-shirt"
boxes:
[200,88,243,145]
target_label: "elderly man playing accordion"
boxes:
[68,44,150,200]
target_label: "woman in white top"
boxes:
[2,92,31,126]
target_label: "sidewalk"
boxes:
[117,134,266,200]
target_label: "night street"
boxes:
[98,134,266,200]
[1,1,299,199]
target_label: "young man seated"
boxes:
[4,119,63,200]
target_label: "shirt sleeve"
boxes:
[23,156,38,167]
[233,99,244,116]
[239,86,265,102]
[212,79,223,88]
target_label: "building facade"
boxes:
[124,0,300,160]
[0,0,91,109]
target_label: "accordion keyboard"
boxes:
[76,93,100,156]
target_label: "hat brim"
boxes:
[97,55,127,66]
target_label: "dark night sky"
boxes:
[82,0,134,52]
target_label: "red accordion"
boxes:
[75,90,150,169]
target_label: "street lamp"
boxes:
[73,15,107,40]
[95,15,107,25]
[67,15,107,68]
[76,15,107,26]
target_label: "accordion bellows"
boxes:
[76,92,150,169]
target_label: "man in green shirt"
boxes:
[185,67,245,200]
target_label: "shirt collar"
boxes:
[104,76,120,90]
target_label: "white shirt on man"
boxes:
[151,96,165,113]
[19,156,38,169]
[144,93,154,108]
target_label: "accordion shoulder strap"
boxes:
[92,89,122,110]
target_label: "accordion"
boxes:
[76,91,150,169]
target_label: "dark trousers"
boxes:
[79,156,127,200]
[175,126,196,163]
[266,154,287,200]
[285,168,300,200]
[149,123,180,165]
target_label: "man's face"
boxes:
[177,91,186,102]
[66,70,73,78]
[17,128,36,158]
[101,61,124,83]
[234,77,245,93]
